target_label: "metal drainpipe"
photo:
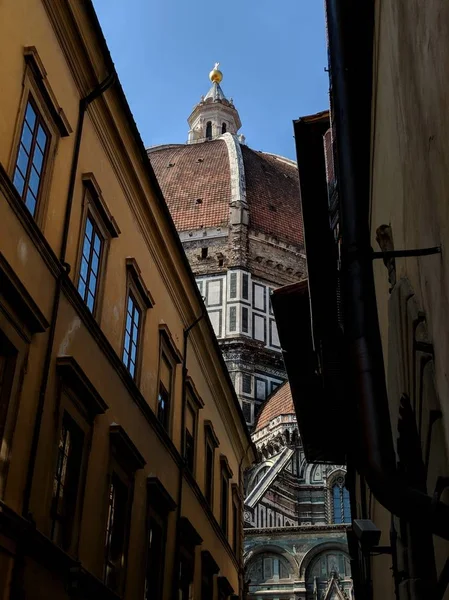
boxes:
[325,0,449,540]
[172,308,206,600]
[22,70,116,519]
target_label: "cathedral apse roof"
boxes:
[254,381,295,432]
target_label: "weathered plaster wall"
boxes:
[369,1,449,597]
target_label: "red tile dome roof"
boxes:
[148,140,231,231]
[241,147,303,246]
[148,139,303,247]
[254,382,295,432]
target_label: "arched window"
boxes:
[205,121,212,139]
[253,466,269,486]
[306,549,352,598]
[222,122,227,134]
[332,479,351,523]
[246,553,291,587]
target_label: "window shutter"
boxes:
[242,307,249,333]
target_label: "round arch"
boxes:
[299,541,349,578]
[244,543,299,574]
[246,460,275,492]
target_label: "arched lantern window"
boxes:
[222,122,227,134]
[206,121,212,139]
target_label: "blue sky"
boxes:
[92,0,329,160]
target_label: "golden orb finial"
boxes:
[209,62,223,84]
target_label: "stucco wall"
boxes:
[369,1,449,597]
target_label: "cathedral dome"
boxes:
[148,137,304,247]
[147,65,306,429]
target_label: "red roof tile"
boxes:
[255,382,295,432]
[241,147,304,247]
[148,141,231,231]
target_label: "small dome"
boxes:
[254,382,295,432]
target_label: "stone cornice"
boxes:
[244,523,350,535]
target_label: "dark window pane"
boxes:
[232,499,239,553]
[221,472,228,534]
[51,413,84,551]
[157,386,169,429]
[242,307,249,333]
[185,430,194,472]
[146,517,166,600]
[242,274,249,299]
[104,473,129,593]
[242,373,251,394]
[205,443,214,505]
[242,401,252,423]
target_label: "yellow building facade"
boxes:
[0,1,255,599]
